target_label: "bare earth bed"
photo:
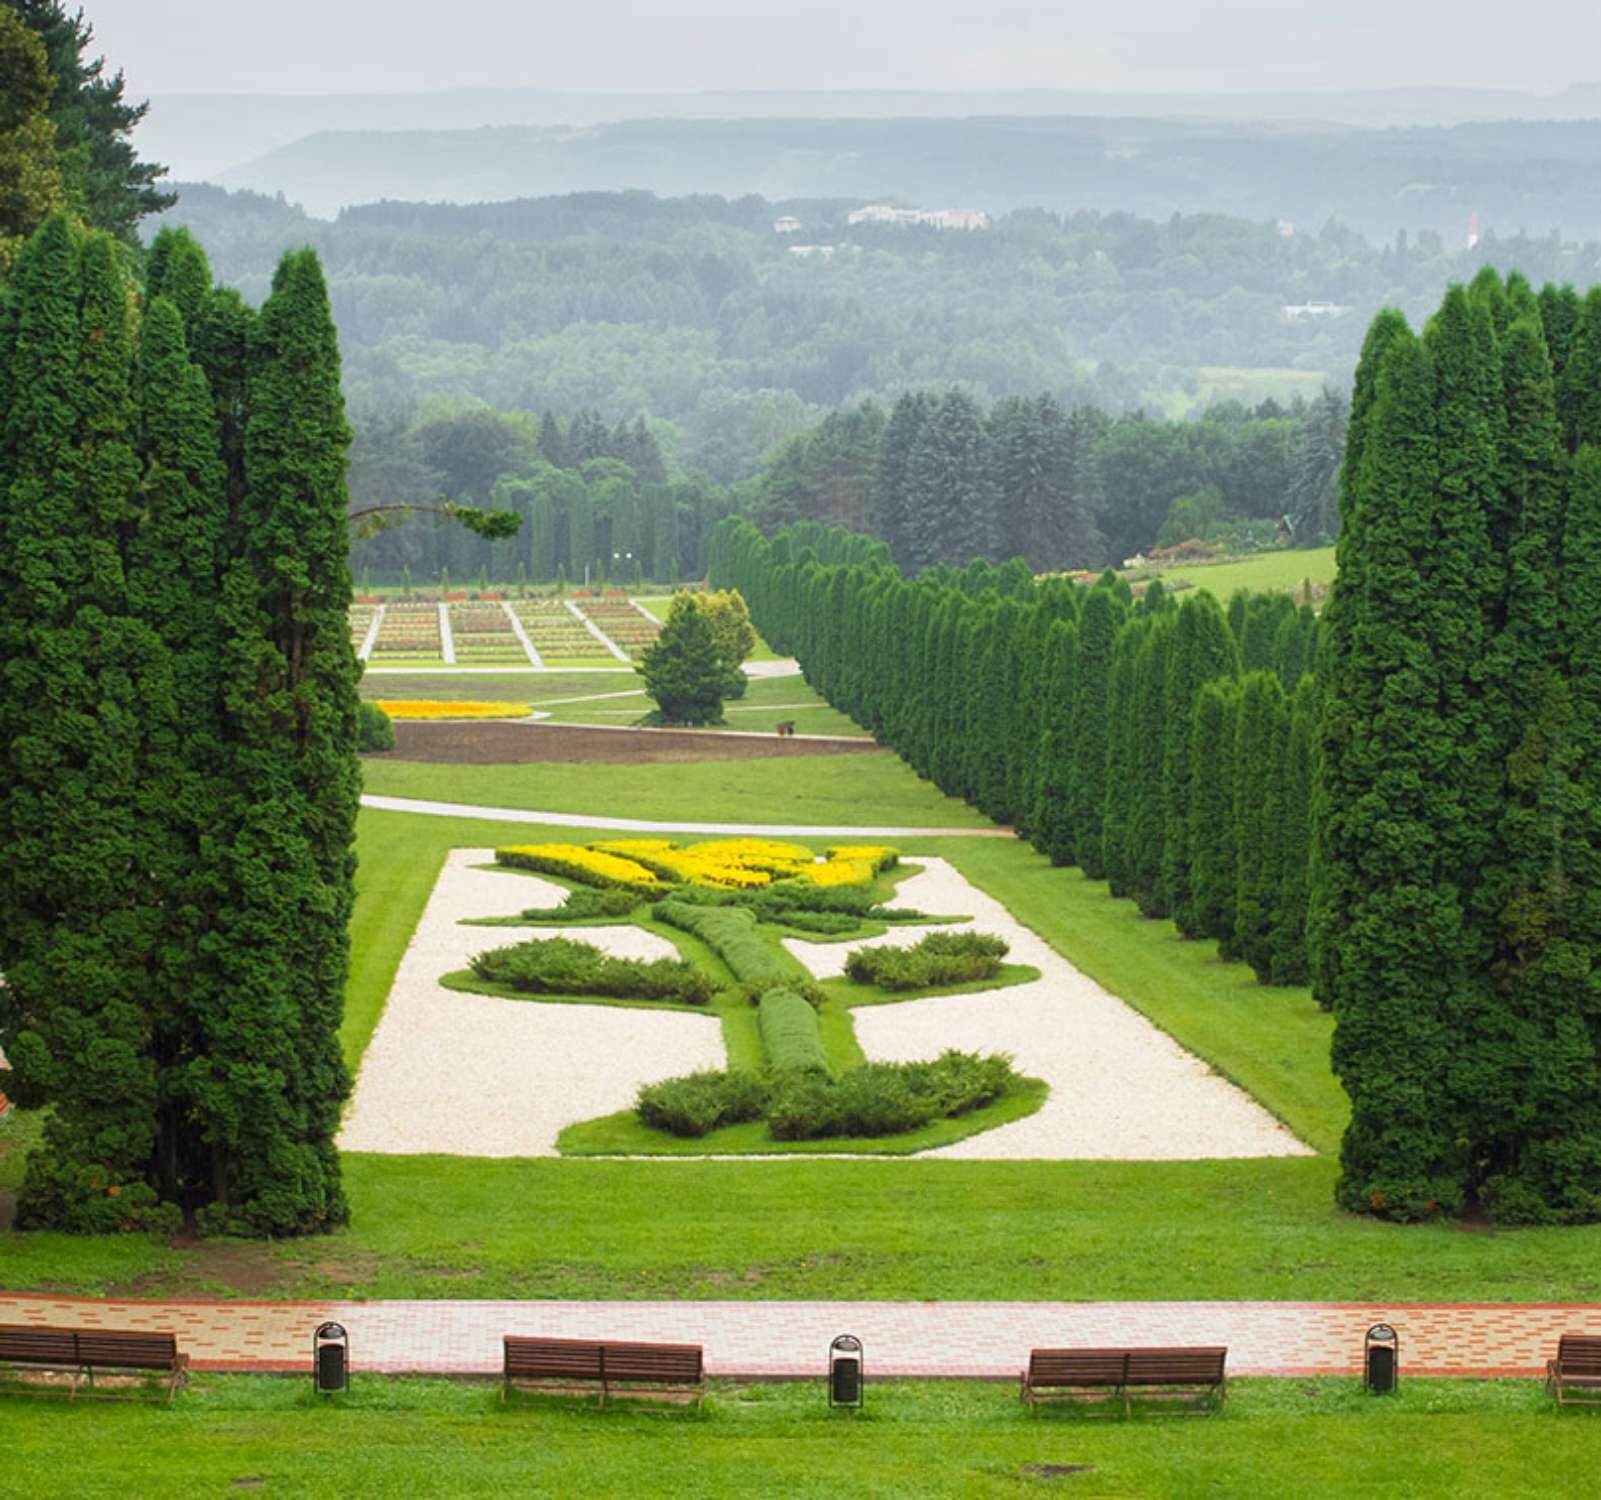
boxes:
[365,721,887,765]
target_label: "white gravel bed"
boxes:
[785,859,1312,1161]
[338,850,721,1157]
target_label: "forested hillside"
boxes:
[152,184,1601,499]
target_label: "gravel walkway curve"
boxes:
[359,793,1010,838]
[338,850,722,1157]
[784,859,1312,1161]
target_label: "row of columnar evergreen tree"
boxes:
[713,268,1601,1227]
[1313,269,1601,1224]
[0,216,359,1235]
[709,519,1321,989]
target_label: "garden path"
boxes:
[358,794,1011,838]
[784,860,1311,1161]
[0,1292,1593,1379]
[338,851,722,1157]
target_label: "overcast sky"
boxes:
[92,1,1599,97]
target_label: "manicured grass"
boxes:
[1145,545,1338,601]
[9,802,1601,1303]
[358,755,991,828]
[3,1375,1593,1500]
[536,673,866,738]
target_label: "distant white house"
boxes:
[1282,301,1353,322]
[773,215,803,234]
[847,205,991,231]
[788,244,836,260]
[1276,219,1295,238]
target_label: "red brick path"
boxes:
[2,1295,1596,1379]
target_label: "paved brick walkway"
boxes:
[3,1295,1596,1379]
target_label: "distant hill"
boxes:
[144,82,1601,184]
[208,114,1601,237]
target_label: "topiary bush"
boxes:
[356,701,396,751]
[844,931,1009,991]
[653,900,824,1003]
[635,1070,769,1137]
[469,935,713,1004]
[766,1050,1021,1139]
[515,887,641,922]
[757,988,832,1075]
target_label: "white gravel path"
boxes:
[338,850,722,1157]
[783,859,1312,1161]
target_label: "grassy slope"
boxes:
[1148,546,1338,599]
[4,1376,1594,1500]
[358,754,990,828]
[8,805,1601,1302]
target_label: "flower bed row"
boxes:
[377,700,530,720]
[370,601,442,659]
[494,838,896,893]
[448,602,528,663]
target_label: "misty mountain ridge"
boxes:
[142,81,1601,184]
[210,114,1601,239]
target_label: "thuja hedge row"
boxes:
[710,516,1320,989]
[710,268,1601,1225]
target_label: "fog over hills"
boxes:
[200,113,1601,240]
[143,83,1601,185]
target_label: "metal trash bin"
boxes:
[1364,1323,1399,1394]
[828,1334,864,1409]
[314,1320,350,1395]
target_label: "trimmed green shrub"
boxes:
[469,936,713,1004]
[757,989,832,1075]
[652,900,816,1000]
[356,701,396,751]
[516,887,641,922]
[635,1070,769,1137]
[843,931,1009,991]
[766,1050,1021,1140]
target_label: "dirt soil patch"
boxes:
[367,721,887,766]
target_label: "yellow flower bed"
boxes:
[824,845,899,873]
[377,700,529,719]
[492,838,899,893]
[494,843,661,889]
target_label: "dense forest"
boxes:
[344,388,1346,584]
[152,185,1601,490]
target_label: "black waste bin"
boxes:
[314,1321,349,1395]
[828,1334,864,1409]
[1364,1323,1399,1394]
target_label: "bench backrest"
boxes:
[504,1336,703,1385]
[1028,1346,1227,1387]
[0,1326,81,1365]
[74,1330,180,1370]
[1555,1334,1601,1375]
[1027,1349,1129,1386]
[1125,1347,1227,1386]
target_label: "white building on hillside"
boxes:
[847,205,991,230]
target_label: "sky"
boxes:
[91,0,1600,98]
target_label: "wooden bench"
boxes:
[503,1335,705,1408]
[0,1325,189,1403]
[1547,1334,1601,1407]
[1021,1346,1227,1416]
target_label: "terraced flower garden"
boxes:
[447,602,531,664]
[576,597,660,658]
[509,599,622,666]
[369,601,443,664]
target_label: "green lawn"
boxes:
[1145,546,1338,601]
[358,754,990,828]
[8,806,1601,1303]
[3,1375,1593,1500]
